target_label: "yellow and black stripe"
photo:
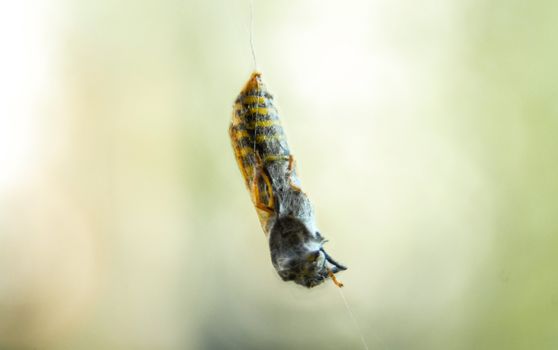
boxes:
[229,72,292,228]
[229,72,290,189]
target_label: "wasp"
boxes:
[229,72,347,288]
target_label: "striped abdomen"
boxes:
[229,72,291,228]
[230,72,290,189]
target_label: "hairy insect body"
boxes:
[230,72,346,288]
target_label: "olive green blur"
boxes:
[0,0,557,349]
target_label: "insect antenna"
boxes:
[320,248,348,271]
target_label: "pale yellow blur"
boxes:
[1,0,557,349]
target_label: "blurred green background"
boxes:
[1,0,557,349]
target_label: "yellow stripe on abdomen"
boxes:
[242,96,266,104]
[248,119,278,128]
[238,146,253,157]
[246,107,268,116]
[233,129,250,139]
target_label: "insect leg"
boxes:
[321,248,348,271]
[327,269,344,288]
